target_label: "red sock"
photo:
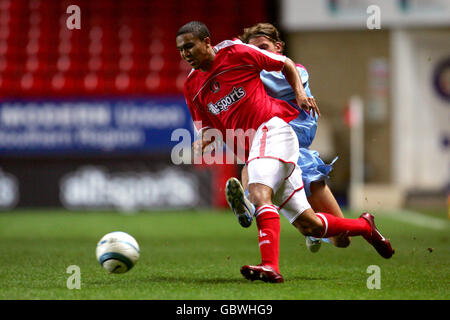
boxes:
[316,212,370,238]
[255,205,280,273]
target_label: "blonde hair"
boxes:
[239,23,285,51]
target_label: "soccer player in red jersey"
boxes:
[176,21,394,283]
[226,23,350,252]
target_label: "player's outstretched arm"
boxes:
[282,58,320,117]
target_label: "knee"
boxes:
[293,216,324,237]
[248,184,272,207]
[249,190,263,206]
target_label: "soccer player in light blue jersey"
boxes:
[226,23,350,251]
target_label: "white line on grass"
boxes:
[381,210,449,230]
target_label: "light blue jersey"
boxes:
[260,67,337,197]
[260,66,316,148]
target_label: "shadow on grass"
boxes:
[287,276,333,281]
[141,274,334,284]
[107,274,333,285]
[145,276,245,284]
[86,275,244,286]
[86,271,335,286]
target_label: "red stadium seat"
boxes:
[0,0,269,97]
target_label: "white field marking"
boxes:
[381,209,449,231]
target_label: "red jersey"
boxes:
[183,40,299,159]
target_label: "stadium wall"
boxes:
[0,0,269,211]
[285,30,392,194]
[281,0,449,209]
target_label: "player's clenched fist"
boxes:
[192,133,214,156]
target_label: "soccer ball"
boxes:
[96,231,140,274]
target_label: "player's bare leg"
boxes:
[291,208,325,236]
[241,165,249,191]
[247,182,272,208]
[308,181,350,248]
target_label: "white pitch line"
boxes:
[381,209,449,231]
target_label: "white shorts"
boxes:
[247,117,311,223]
[274,165,311,223]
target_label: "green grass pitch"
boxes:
[0,209,448,300]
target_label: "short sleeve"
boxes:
[239,44,286,73]
[296,65,309,85]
